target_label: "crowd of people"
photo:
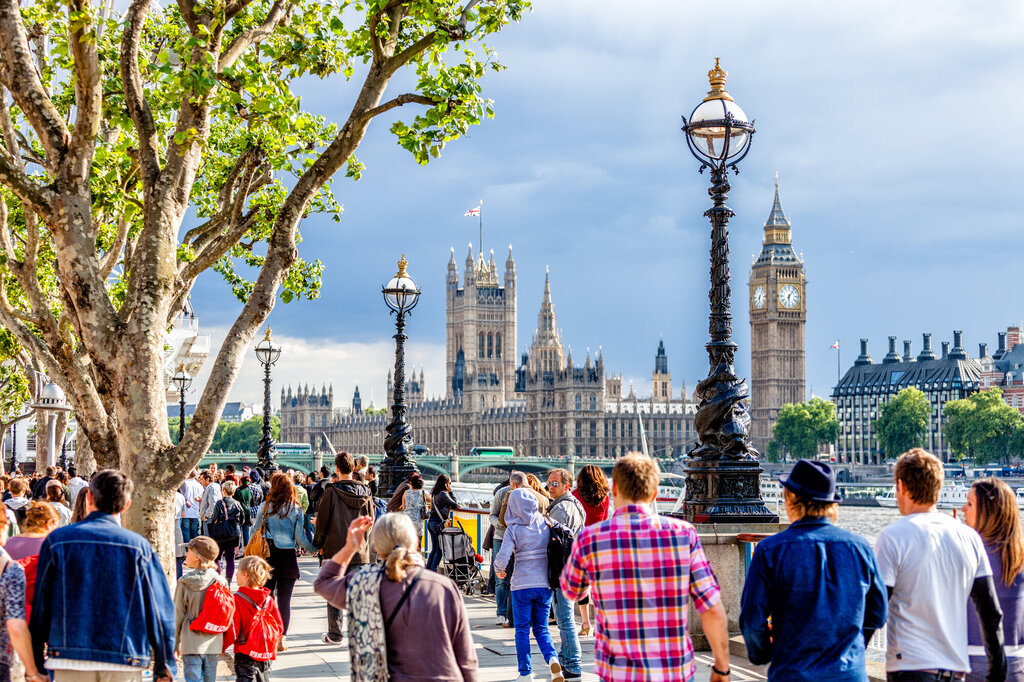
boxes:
[0,446,1018,682]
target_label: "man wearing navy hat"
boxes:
[739,459,888,681]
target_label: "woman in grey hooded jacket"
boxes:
[494,489,563,682]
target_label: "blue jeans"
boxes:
[426,519,444,571]
[303,513,315,546]
[552,588,581,675]
[511,587,557,676]
[493,538,509,617]
[241,523,251,548]
[182,654,218,682]
[180,518,199,544]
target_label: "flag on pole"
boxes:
[831,340,840,349]
[464,206,480,217]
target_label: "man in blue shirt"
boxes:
[740,459,888,681]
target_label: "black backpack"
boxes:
[546,519,575,591]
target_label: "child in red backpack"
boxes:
[226,556,283,682]
[175,537,230,682]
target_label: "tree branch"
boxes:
[67,0,102,190]
[382,30,439,78]
[218,0,295,72]
[0,0,68,165]
[359,92,440,122]
[0,151,54,219]
[99,215,130,279]
[120,0,161,185]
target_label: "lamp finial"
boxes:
[264,327,272,341]
[396,254,409,278]
[703,57,734,102]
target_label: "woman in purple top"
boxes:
[963,477,1024,681]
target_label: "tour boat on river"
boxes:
[876,482,1024,511]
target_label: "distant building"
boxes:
[749,178,807,455]
[281,247,698,457]
[978,326,1024,413]
[832,332,981,463]
[166,402,257,423]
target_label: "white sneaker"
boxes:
[495,615,508,626]
[514,676,534,682]
[548,657,563,682]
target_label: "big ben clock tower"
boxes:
[749,176,806,455]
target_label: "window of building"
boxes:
[589,394,597,411]
[590,421,597,438]
[487,333,493,358]
[496,333,502,359]
[575,394,582,410]
[322,415,327,426]
[478,332,485,358]
[575,422,582,439]
[310,415,316,426]
[661,383,667,397]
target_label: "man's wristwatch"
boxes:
[712,665,731,677]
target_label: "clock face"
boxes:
[752,285,766,309]
[779,284,800,308]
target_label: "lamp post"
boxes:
[679,59,776,523]
[379,255,421,497]
[171,364,192,443]
[255,328,282,472]
[30,380,72,468]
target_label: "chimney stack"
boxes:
[996,332,1008,359]
[903,340,915,362]
[979,343,989,359]
[941,341,949,359]
[918,333,937,361]
[883,336,901,364]
[949,330,968,360]
[855,338,873,366]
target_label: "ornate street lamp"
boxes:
[679,59,776,523]
[30,380,72,468]
[255,328,282,472]
[379,255,422,497]
[171,364,192,443]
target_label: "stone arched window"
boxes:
[495,333,502,358]
[487,333,493,358]
[478,332,485,358]
[575,394,582,411]
[589,394,596,411]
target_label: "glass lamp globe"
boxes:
[172,365,192,391]
[684,59,754,166]
[383,255,421,313]
[255,328,282,365]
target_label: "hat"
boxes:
[187,536,219,562]
[249,470,261,483]
[778,459,840,503]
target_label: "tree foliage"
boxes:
[771,397,840,460]
[170,414,279,451]
[873,387,931,459]
[0,0,529,558]
[943,388,1024,464]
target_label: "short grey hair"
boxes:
[509,471,527,487]
[221,480,237,496]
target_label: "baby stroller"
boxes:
[439,519,482,596]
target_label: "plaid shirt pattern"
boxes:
[560,504,721,681]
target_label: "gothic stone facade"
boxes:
[749,180,807,455]
[281,246,697,458]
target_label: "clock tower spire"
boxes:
[749,176,807,456]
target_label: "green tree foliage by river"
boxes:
[943,388,1024,464]
[771,397,839,460]
[873,387,931,459]
[170,415,280,452]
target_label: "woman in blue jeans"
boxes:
[427,475,458,571]
[494,489,563,682]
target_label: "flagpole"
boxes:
[478,199,483,256]
[837,344,841,384]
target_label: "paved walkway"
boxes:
[208,557,769,682]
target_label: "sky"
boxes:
[189,0,1024,410]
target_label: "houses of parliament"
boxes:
[281,182,806,458]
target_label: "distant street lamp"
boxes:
[679,59,776,523]
[379,255,421,497]
[171,364,192,443]
[31,380,72,468]
[255,328,282,472]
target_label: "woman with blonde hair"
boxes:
[962,477,1024,680]
[314,513,478,681]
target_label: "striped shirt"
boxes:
[560,504,720,681]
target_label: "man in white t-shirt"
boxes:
[179,469,203,543]
[875,448,1006,682]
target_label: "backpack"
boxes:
[372,497,387,520]
[15,554,37,621]
[235,592,282,661]
[546,519,575,591]
[247,485,264,522]
[190,581,236,634]
[206,500,241,542]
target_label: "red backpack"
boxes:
[235,593,282,660]
[189,582,236,634]
[15,555,37,621]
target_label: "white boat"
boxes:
[876,489,897,508]
[876,482,1024,511]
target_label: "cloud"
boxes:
[187,327,446,415]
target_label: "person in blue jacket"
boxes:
[740,459,887,682]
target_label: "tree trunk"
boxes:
[75,433,96,476]
[123,475,176,584]
[34,411,49,472]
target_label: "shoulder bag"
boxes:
[244,504,271,559]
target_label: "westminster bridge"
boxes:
[197,450,632,481]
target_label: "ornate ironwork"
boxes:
[379,308,421,497]
[256,358,278,472]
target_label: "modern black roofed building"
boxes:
[832,331,982,463]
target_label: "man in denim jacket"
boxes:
[29,470,177,682]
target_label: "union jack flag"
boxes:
[464,206,481,217]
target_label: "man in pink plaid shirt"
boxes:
[560,453,732,681]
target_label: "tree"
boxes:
[771,397,840,460]
[943,388,1024,465]
[764,439,781,463]
[873,387,930,459]
[170,415,278,451]
[0,0,529,566]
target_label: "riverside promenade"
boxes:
[212,558,771,682]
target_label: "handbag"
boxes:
[206,500,236,542]
[482,523,494,552]
[244,505,271,559]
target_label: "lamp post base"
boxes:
[678,459,779,524]
[377,458,420,499]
